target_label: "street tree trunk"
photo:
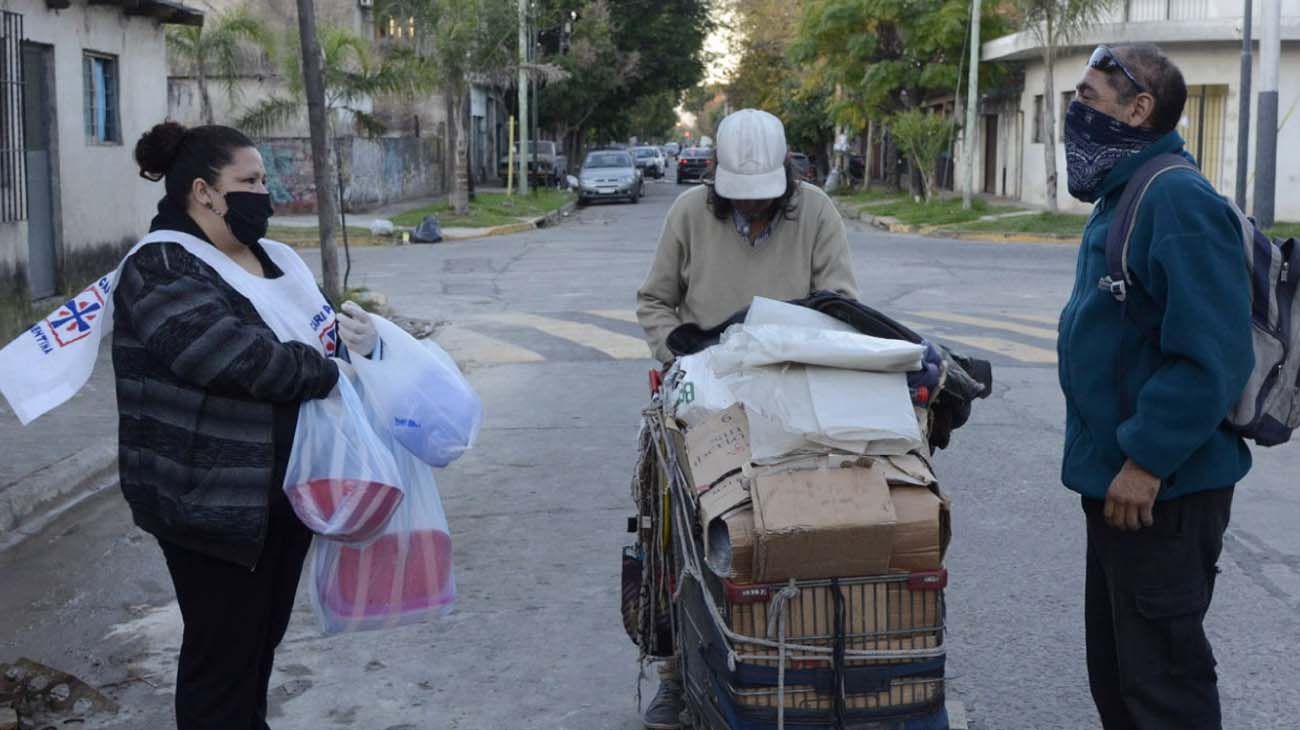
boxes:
[1041,21,1060,213]
[448,87,470,215]
[860,121,874,192]
[197,64,214,126]
[294,0,341,303]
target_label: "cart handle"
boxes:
[649,368,663,396]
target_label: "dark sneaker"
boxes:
[643,677,684,729]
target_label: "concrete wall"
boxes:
[965,43,1300,221]
[0,0,172,326]
[260,135,446,214]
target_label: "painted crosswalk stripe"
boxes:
[585,309,639,323]
[909,310,1057,341]
[435,325,546,365]
[995,311,1061,327]
[482,312,652,360]
[900,321,1058,365]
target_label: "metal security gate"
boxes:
[0,11,25,224]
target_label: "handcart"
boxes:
[629,370,950,730]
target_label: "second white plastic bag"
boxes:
[309,433,457,635]
[350,315,484,467]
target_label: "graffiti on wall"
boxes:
[258,137,445,215]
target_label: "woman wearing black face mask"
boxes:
[117,122,376,730]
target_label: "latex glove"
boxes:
[337,301,378,357]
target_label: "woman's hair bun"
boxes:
[135,121,189,182]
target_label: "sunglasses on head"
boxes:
[1088,45,1148,94]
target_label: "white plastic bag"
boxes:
[309,437,456,635]
[666,349,738,426]
[744,297,859,332]
[283,376,406,543]
[724,364,923,460]
[350,315,484,467]
[710,323,924,374]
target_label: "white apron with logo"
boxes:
[0,231,338,425]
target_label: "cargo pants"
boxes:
[1082,487,1233,730]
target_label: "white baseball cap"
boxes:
[713,109,789,200]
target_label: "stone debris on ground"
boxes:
[0,659,117,729]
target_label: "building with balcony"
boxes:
[965,0,1300,221]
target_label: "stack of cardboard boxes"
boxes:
[679,402,950,714]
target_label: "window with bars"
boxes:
[1,11,25,222]
[83,52,120,145]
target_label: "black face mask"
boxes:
[220,191,274,246]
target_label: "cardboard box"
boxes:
[888,486,950,573]
[751,466,897,582]
[683,404,751,495]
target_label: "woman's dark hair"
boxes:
[134,122,257,206]
[705,151,801,223]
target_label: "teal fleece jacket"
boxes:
[1057,131,1254,501]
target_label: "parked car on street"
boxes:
[577,150,643,206]
[633,146,667,179]
[663,142,681,158]
[676,146,712,184]
[791,152,819,185]
[497,140,567,187]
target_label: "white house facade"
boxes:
[0,0,201,320]
[966,0,1300,221]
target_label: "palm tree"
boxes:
[1014,0,1117,212]
[238,26,433,287]
[166,6,273,126]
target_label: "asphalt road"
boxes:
[1,168,1297,730]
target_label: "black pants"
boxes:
[1083,487,1233,730]
[159,508,313,730]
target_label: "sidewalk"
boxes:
[0,341,118,548]
[272,187,511,230]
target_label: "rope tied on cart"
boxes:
[767,579,801,730]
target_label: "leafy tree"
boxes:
[1014,0,1115,211]
[166,5,274,126]
[790,0,1010,190]
[890,108,955,201]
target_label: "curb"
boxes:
[0,438,118,551]
[834,197,1081,245]
[438,199,578,242]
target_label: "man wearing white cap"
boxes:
[634,110,860,727]
[636,108,860,366]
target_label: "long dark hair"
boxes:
[134,122,256,206]
[704,151,801,223]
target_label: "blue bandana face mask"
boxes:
[1063,100,1163,203]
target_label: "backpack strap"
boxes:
[1100,153,1199,302]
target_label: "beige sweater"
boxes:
[636,182,860,362]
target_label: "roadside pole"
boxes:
[1235,0,1253,210]
[517,0,530,195]
[507,116,516,196]
[294,0,340,302]
[1253,0,1279,228]
[962,0,981,210]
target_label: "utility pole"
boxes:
[1235,0,1253,210]
[517,0,530,195]
[1253,0,1279,228]
[962,0,981,210]
[295,0,341,302]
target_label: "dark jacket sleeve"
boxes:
[116,243,339,403]
[1116,172,1255,478]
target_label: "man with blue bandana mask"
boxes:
[1056,44,1253,730]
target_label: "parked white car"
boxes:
[632,146,667,179]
